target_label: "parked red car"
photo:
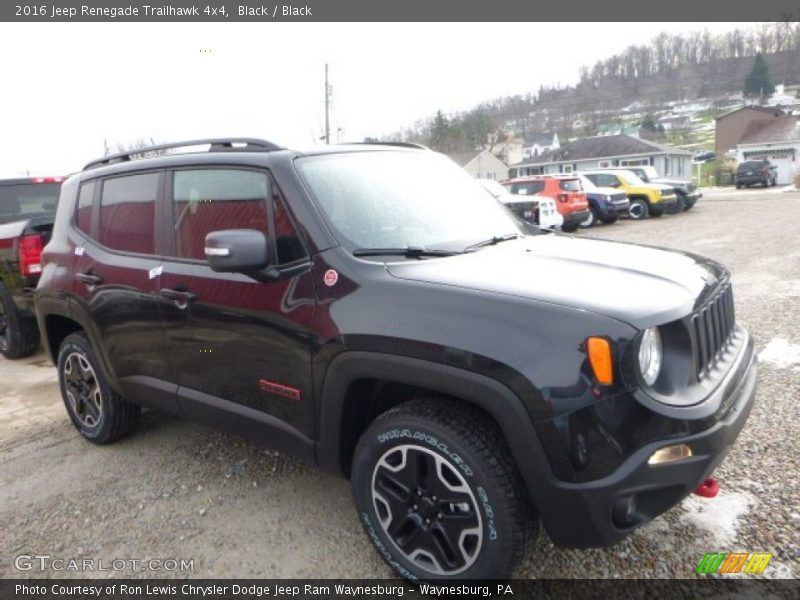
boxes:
[502,175,590,232]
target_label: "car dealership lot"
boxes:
[1,190,798,579]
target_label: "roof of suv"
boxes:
[83,138,428,172]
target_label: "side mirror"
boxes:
[205,229,271,273]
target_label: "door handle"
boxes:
[159,288,198,303]
[75,272,103,286]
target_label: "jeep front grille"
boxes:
[692,283,736,378]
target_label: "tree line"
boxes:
[377,23,800,154]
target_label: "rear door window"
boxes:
[99,173,160,254]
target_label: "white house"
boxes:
[736,114,800,185]
[446,149,509,181]
[509,134,692,179]
[522,132,559,160]
[658,114,691,131]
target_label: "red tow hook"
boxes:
[695,477,720,498]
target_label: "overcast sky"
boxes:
[1,22,745,175]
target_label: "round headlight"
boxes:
[638,327,662,386]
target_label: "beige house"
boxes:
[446,149,509,181]
[715,106,785,156]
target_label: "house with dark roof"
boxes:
[509,135,692,179]
[715,105,785,156]
[446,149,509,181]
[735,114,800,185]
[522,132,559,160]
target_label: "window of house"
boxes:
[75,180,96,236]
[99,173,159,254]
[598,160,611,169]
[664,157,671,175]
[620,158,649,167]
[563,165,574,173]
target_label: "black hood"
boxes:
[386,236,726,328]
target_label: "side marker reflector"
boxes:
[587,337,614,385]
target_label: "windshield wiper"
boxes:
[352,246,462,258]
[463,233,522,252]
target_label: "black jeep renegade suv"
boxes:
[35,139,757,580]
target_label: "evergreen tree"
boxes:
[429,111,451,151]
[743,53,775,100]
[641,114,658,131]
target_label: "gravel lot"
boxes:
[1,188,798,579]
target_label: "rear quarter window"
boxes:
[75,181,96,235]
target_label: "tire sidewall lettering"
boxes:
[360,512,418,581]
[376,428,473,477]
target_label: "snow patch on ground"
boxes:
[758,338,800,369]
[767,560,795,579]
[679,491,756,546]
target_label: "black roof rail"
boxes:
[83,138,285,170]
[352,141,430,150]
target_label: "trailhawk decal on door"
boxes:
[258,379,302,401]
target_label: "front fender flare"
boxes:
[316,351,558,521]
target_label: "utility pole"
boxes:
[324,63,331,145]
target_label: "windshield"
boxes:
[0,182,61,223]
[578,175,597,191]
[559,179,582,192]
[296,151,521,252]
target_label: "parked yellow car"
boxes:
[583,170,679,220]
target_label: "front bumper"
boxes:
[611,199,630,215]
[538,334,758,548]
[683,192,701,207]
[660,195,682,214]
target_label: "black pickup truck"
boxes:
[0,176,63,358]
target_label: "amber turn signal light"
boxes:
[587,337,614,385]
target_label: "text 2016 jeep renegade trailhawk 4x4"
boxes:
[35,139,758,581]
